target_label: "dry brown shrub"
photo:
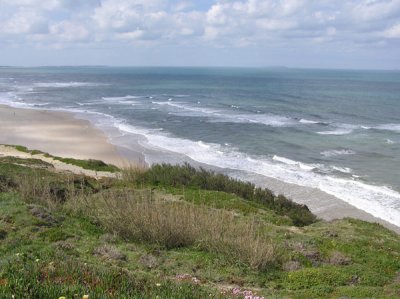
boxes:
[85,189,275,270]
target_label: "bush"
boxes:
[124,163,317,226]
[86,189,276,270]
[53,157,119,172]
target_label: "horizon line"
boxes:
[0,65,399,72]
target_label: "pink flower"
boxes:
[232,288,241,295]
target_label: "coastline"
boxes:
[1,104,399,234]
[0,104,133,168]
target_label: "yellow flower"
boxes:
[59,297,66,299]
[83,295,89,299]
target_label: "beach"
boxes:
[0,104,129,168]
[1,103,399,234]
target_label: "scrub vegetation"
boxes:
[0,154,399,298]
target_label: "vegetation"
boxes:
[0,155,400,298]
[123,163,317,226]
[8,144,120,172]
[87,190,275,270]
[52,157,120,173]
[13,145,47,156]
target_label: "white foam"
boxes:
[152,101,222,115]
[229,114,295,127]
[374,124,400,133]
[102,95,142,101]
[197,141,210,149]
[111,122,400,227]
[386,139,396,144]
[331,166,352,174]
[318,122,400,134]
[299,118,320,124]
[102,96,140,106]
[152,101,295,127]
[317,122,373,135]
[34,82,104,88]
[0,92,47,109]
[321,149,356,157]
[272,155,317,171]
[317,128,354,135]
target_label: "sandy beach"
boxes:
[1,104,399,234]
[0,104,129,168]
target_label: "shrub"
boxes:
[85,189,276,270]
[124,163,317,226]
[53,157,119,172]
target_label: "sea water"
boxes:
[0,67,399,225]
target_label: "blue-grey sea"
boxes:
[1,67,399,225]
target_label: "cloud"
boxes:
[0,9,47,34]
[351,0,400,22]
[383,23,400,38]
[0,0,399,51]
[49,21,90,42]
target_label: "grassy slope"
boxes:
[0,157,399,298]
[9,145,120,172]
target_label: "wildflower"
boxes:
[35,259,40,262]
[192,277,200,284]
[243,290,253,296]
[155,283,161,287]
[59,297,66,299]
[232,288,241,295]
[83,295,89,299]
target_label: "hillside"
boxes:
[0,149,399,298]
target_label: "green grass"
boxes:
[6,144,120,172]
[159,186,294,226]
[14,145,46,155]
[52,156,120,172]
[0,156,54,168]
[123,163,317,226]
[0,156,400,298]
[0,192,220,298]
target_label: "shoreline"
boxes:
[1,104,399,234]
[0,104,133,168]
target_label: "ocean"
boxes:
[1,66,399,226]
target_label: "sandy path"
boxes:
[0,144,118,179]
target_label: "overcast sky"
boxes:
[1,0,399,69]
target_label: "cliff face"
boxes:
[0,155,399,298]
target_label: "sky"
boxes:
[0,0,400,69]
